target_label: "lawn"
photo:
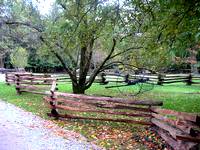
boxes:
[58,82,200,113]
[0,81,200,149]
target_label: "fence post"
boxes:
[100,72,108,85]
[186,74,192,85]
[124,73,129,83]
[15,74,21,94]
[157,74,164,85]
[50,82,59,118]
[5,73,9,85]
[44,74,49,83]
[30,73,33,85]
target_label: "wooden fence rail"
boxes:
[0,68,25,73]
[7,72,56,95]
[151,108,200,150]
[5,72,16,85]
[44,81,200,150]
[130,74,200,86]
[44,89,163,125]
[5,72,200,149]
[5,72,32,85]
[51,73,200,86]
[17,74,55,95]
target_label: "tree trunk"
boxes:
[72,83,85,94]
[0,57,4,68]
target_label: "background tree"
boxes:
[10,47,28,68]
[0,0,62,71]
[128,0,200,73]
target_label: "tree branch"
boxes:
[85,38,117,89]
[110,46,143,60]
[99,61,157,74]
[51,50,77,83]
[39,36,77,84]
[55,43,77,67]
[4,21,43,32]
[58,3,67,10]
[4,19,79,82]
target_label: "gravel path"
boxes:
[0,100,102,150]
[0,74,5,82]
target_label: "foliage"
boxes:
[37,0,148,93]
[0,0,63,72]
[2,0,200,92]
[10,47,28,68]
[128,0,200,72]
[26,47,63,73]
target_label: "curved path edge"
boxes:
[0,100,103,150]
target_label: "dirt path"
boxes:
[0,100,102,150]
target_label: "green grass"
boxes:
[0,83,49,118]
[0,81,200,149]
[58,82,200,113]
[1,82,200,115]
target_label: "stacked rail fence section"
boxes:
[4,72,200,149]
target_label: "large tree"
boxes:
[26,0,143,94]
[2,0,143,93]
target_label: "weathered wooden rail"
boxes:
[0,68,25,73]
[131,74,200,86]
[44,81,200,149]
[5,72,58,95]
[5,72,16,85]
[52,73,200,86]
[151,108,200,150]
[5,72,200,149]
[14,73,56,95]
[5,72,31,85]
[44,90,163,125]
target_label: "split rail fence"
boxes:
[6,72,56,95]
[50,73,200,86]
[134,74,200,85]
[151,108,200,150]
[51,74,125,84]
[5,72,32,85]
[44,81,200,150]
[44,91,163,125]
[4,72,200,149]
